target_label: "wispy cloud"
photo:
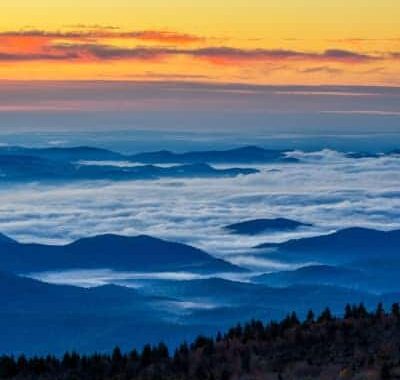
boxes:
[181,47,379,64]
[0,44,381,65]
[299,66,344,74]
[321,110,400,116]
[128,31,205,44]
[0,28,205,44]
[0,82,397,115]
[0,28,383,66]
[0,52,78,61]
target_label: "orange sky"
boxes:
[1,0,399,85]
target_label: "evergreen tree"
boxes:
[357,303,368,318]
[318,307,333,322]
[344,304,353,319]
[392,303,400,318]
[306,309,315,324]
[375,302,384,319]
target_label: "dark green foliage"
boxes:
[1,303,400,379]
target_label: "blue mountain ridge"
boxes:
[256,227,400,264]
[0,146,124,161]
[129,146,298,164]
[1,271,398,355]
[225,218,312,235]
[0,145,295,164]
[0,154,258,182]
[2,226,400,354]
[0,271,210,355]
[0,233,243,274]
[1,145,398,166]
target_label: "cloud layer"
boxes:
[1,150,399,271]
[0,32,381,64]
[0,26,398,84]
[0,28,387,65]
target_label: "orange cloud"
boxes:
[186,47,378,65]
[0,29,204,45]
[0,35,52,54]
[128,31,205,44]
[0,28,396,85]
[0,39,381,66]
[0,28,384,69]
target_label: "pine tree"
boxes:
[375,302,384,319]
[306,309,315,324]
[318,307,333,322]
[344,304,353,319]
[392,303,400,318]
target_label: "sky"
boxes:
[1,0,400,85]
[1,82,399,152]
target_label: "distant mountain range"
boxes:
[345,149,400,159]
[225,218,312,235]
[133,277,382,313]
[0,233,242,274]
[254,227,400,293]
[0,270,205,354]
[0,154,257,182]
[0,145,302,182]
[256,227,400,264]
[0,270,154,314]
[0,146,124,162]
[129,146,298,164]
[0,145,295,165]
[1,271,398,355]
[253,264,369,287]
[252,264,400,294]
[2,145,399,182]
[1,145,398,166]
[1,223,400,354]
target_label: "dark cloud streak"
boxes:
[20,44,379,64]
[0,27,385,65]
[0,29,204,44]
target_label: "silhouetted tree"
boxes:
[375,302,385,319]
[1,303,400,380]
[306,309,315,324]
[392,303,400,319]
[318,307,333,322]
[345,304,353,319]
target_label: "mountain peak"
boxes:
[68,233,165,247]
[230,145,268,153]
[335,227,386,235]
[0,233,243,274]
[226,218,311,235]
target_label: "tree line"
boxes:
[1,303,400,379]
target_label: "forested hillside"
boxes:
[2,303,400,380]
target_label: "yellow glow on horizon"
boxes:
[0,0,399,84]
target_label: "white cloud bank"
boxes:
[0,150,399,271]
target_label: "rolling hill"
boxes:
[225,218,312,235]
[130,145,297,164]
[256,227,400,264]
[0,234,243,274]
[0,154,258,182]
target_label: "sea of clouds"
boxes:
[1,150,400,273]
